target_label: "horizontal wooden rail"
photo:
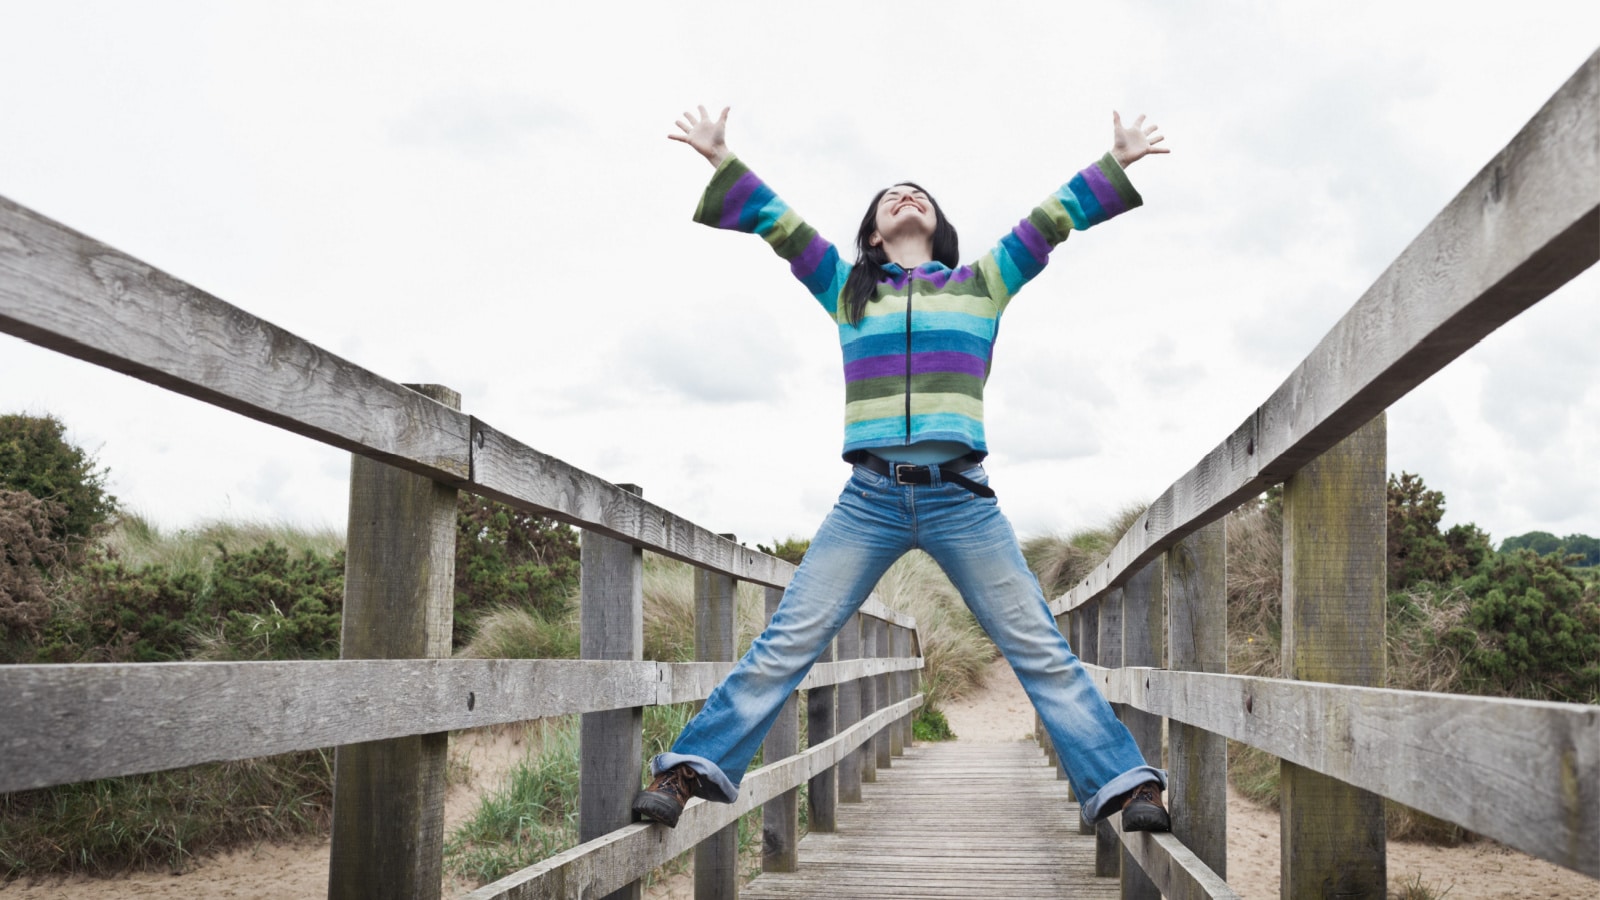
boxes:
[465,693,923,900]
[0,655,922,793]
[1052,47,1599,616]
[1115,828,1240,900]
[0,198,919,620]
[1091,665,1600,877]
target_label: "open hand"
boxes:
[1111,112,1168,168]
[670,105,731,167]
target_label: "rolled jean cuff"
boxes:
[1081,766,1167,823]
[651,752,739,804]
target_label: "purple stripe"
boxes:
[1080,166,1128,218]
[912,350,987,377]
[790,234,830,280]
[949,264,977,284]
[1013,219,1051,264]
[718,172,761,230]
[845,351,987,382]
[845,355,905,381]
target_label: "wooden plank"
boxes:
[1120,561,1164,900]
[329,388,460,900]
[579,485,646,900]
[0,658,659,792]
[1052,49,1600,617]
[464,695,922,900]
[0,196,471,481]
[1091,666,1600,878]
[744,742,1118,900]
[836,614,864,803]
[652,657,919,708]
[1115,827,1242,900]
[1166,521,1229,881]
[693,566,738,900]
[806,632,837,833]
[1281,415,1388,896]
[859,616,879,784]
[761,585,800,873]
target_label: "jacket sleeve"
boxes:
[974,152,1143,311]
[694,155,850,317]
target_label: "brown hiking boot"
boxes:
[631,763,702,828]
[1120,781,1171,832]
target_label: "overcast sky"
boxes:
[2,2,1596,551]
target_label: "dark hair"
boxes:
[841,181,959,326]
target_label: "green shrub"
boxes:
[0,490,70,657]
[1451,549,1600,702]
[454,496,580,645]
[0,413,116,544]
[913,705,955,741]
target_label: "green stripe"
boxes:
[1098,152,1143,208]
[693,155,750,227]
[845,372,984,404]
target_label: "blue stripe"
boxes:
[739,185,782,232]
[850,309,998,341]
[1062,176,1101,229]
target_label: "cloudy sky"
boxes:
[2,2,1596,551]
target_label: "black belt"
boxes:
[850,451,995,499]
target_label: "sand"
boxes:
[6,666,1595,899]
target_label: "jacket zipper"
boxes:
[904,276,913,444]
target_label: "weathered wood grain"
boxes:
[694,567,739,900]
[578,485,646,900]
[1052,49,1599,617]
[0,659,659,792]
[329,396,460,900]
[1120,561,1164,900]
[1114,826,1241,900]
[1090,666,1600,878]
[805,633,838,833]
[0,197,472,480]
[1280,416,1388,897]
[744,742,1118,900]
[761,585,800,874]
[463,695,923,900]
[1166,521,1229,881]
[653,657,920,706]
[836,614,864,803]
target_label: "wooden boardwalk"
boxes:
[742,740,1119,899]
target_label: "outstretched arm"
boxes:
[1110,111,1168,168]
[669,105,732,167]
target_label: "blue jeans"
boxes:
[650,462,1165,822]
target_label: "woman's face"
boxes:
[871,184,937,246]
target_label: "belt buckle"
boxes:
[894,463,919,485]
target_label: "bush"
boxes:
[0,490,70,656]
[0,413,116,545]
[454,496,580,646]
[1450,549,1600,702]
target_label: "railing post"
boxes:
[761,584,799,873]
[860,617,879,782]
[1120,559,1165,900]
[1094,589,1123,877]
[1281,413,1388,898]
[873,618,892,770]
[328,384,458,900]
[1077,602,1099,836]
[807,632,838,831]
[579,483,645,900]
[837,613,863,802]
[1167,520,1228,882]
[895,625,913,753]
[694,561,739,900]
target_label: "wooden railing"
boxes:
[0,171,923,897]
[1037,46,1600,899]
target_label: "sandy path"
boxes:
[8,671,1594,898]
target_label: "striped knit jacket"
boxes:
[694,153,1142,460]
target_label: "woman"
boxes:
[633,105,1172,833]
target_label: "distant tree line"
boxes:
[1499,530,1599,566]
